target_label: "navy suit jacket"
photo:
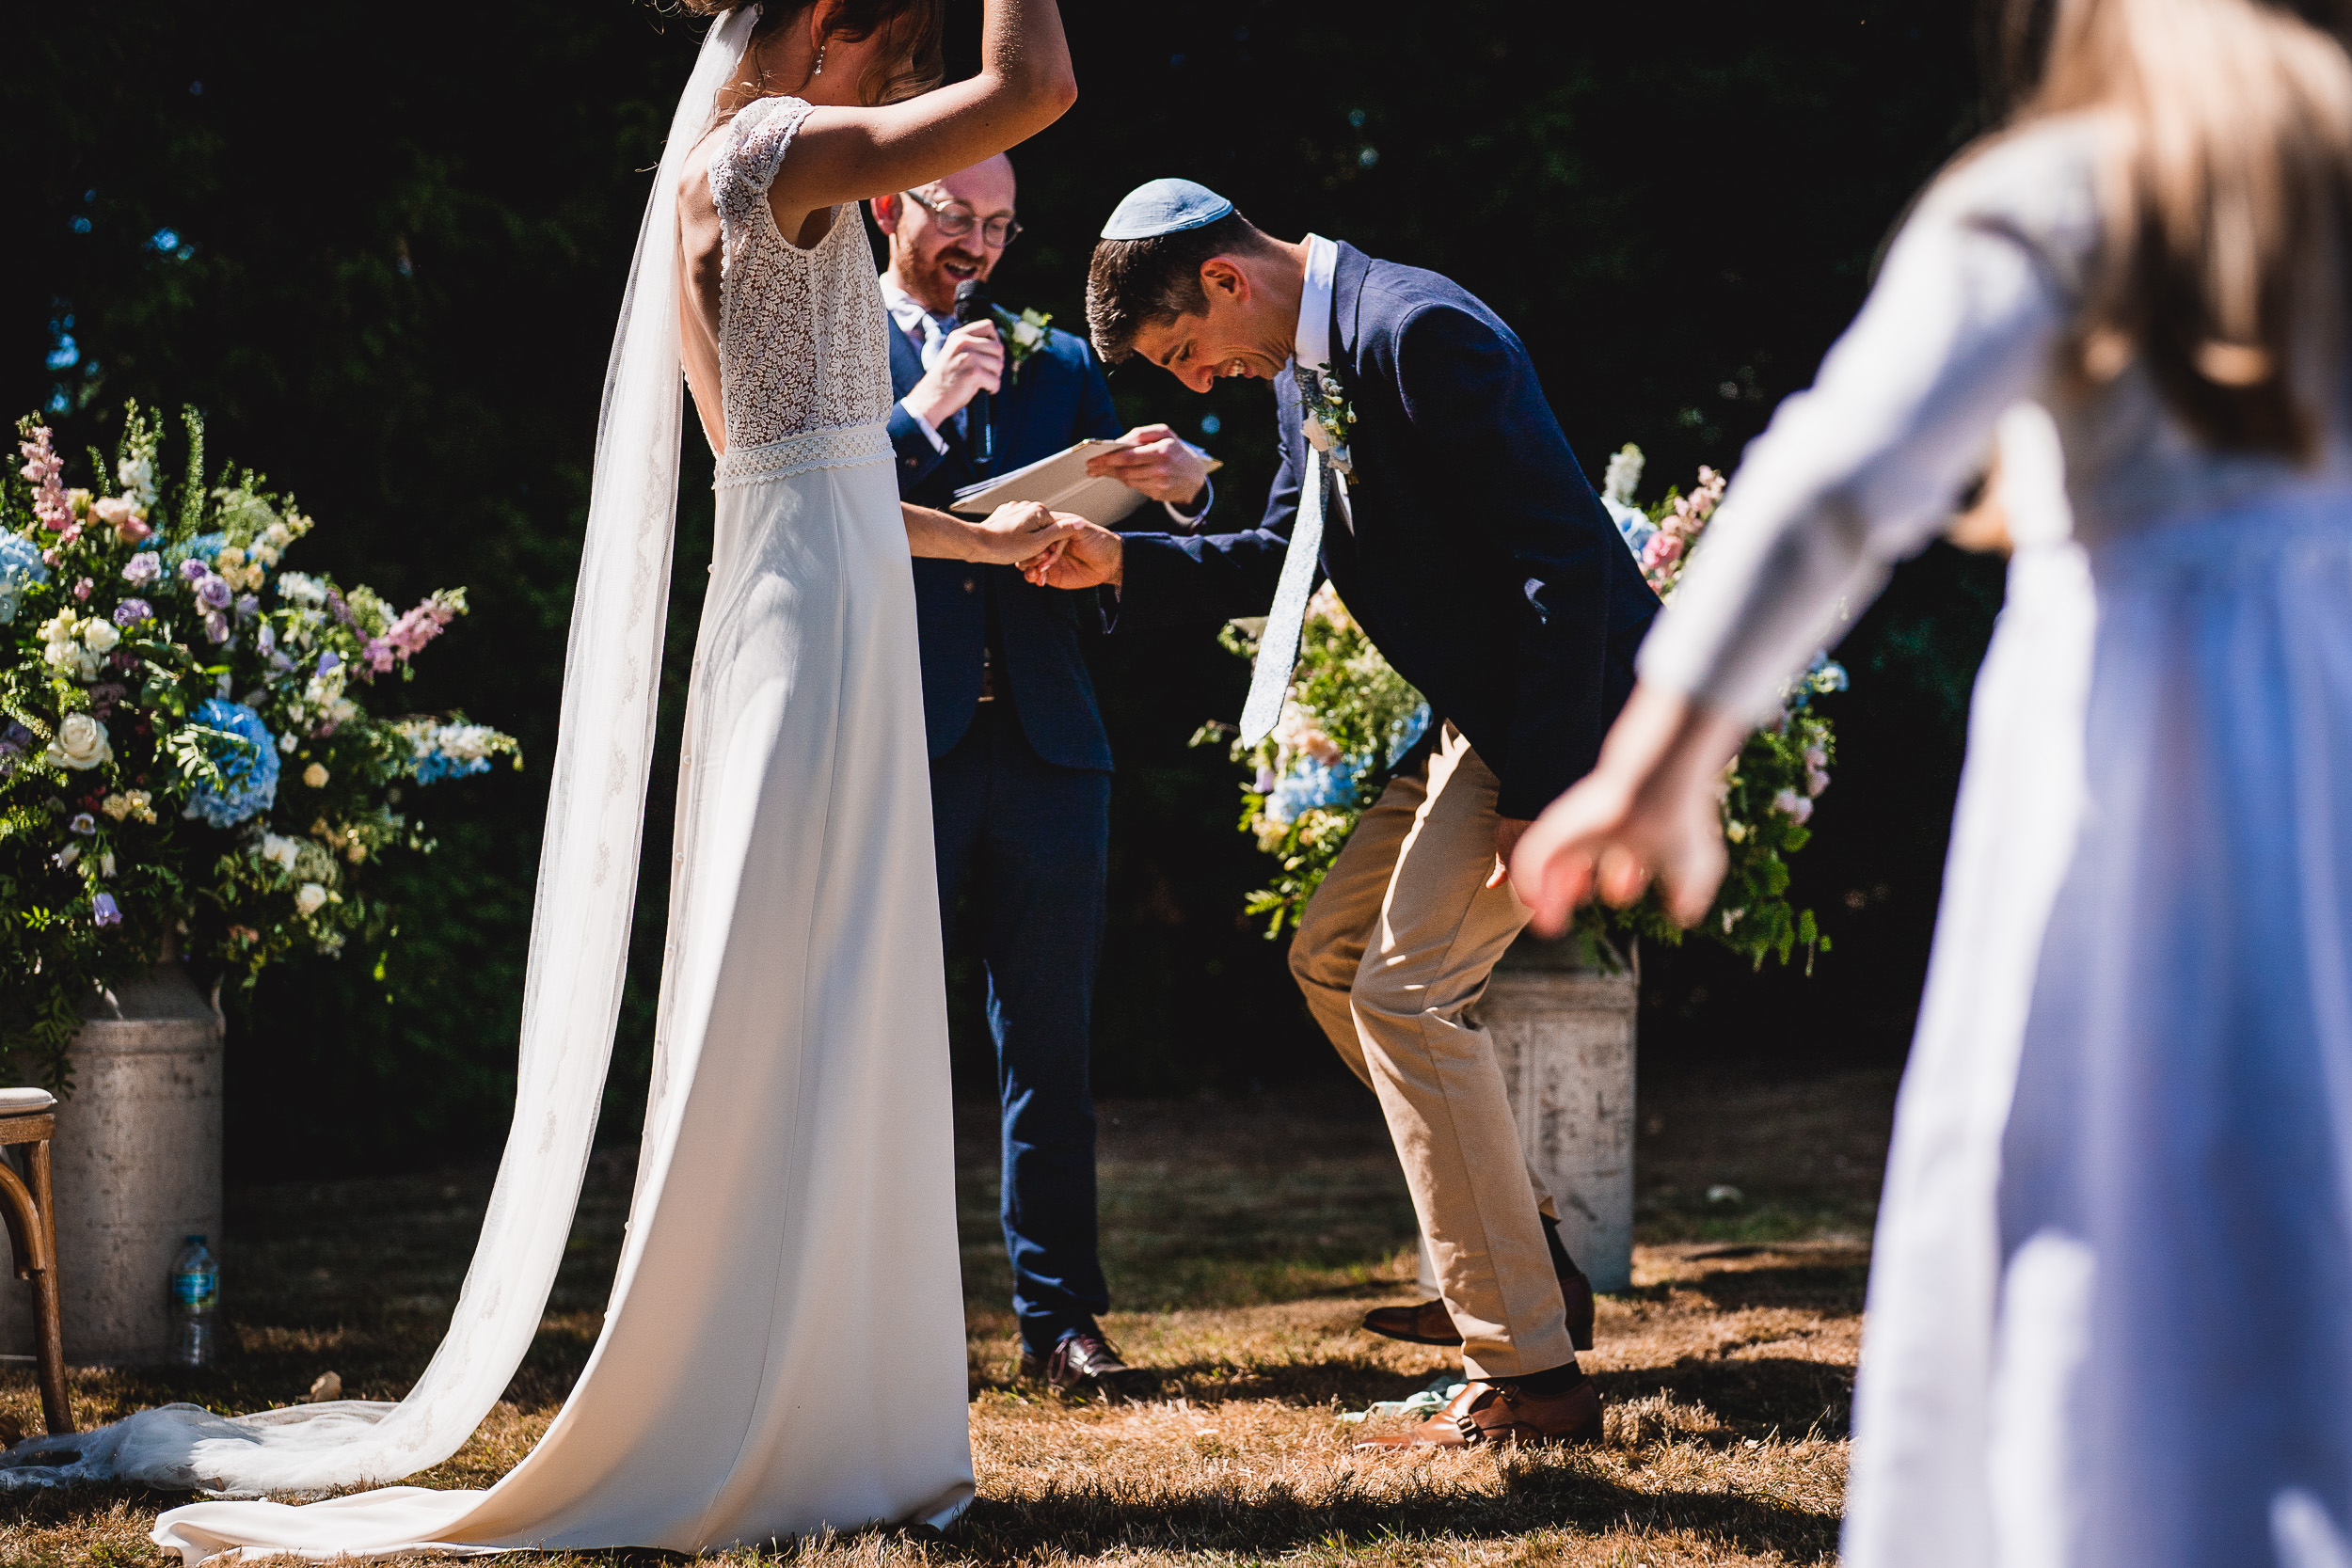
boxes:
[1108,243,1660,820]
[889,311,1125,771]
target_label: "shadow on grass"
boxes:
[947,1461,1843,1563]
[1596,1356,1854,1443]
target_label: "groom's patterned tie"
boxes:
[1237,364,1333,747]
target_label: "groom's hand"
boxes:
[1023,521,1123,590]
[1486,816,1533,895]
[1087,424,1211,505]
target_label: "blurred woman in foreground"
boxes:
[1515,2,2352,1563]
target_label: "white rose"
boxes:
[45,713,112,770]
[81,620,119,655]
[294,882,328,916]
[260,833,302,874]
[1013,319,1043,349]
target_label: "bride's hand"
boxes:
[969,501,1083,566]
[1508,683,1749,936]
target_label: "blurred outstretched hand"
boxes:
[1509,684,1749,937]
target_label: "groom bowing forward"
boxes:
[1033,181,1658,1448]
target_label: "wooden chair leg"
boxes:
[24,1143,68,1436]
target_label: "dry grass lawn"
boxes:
[0,1069,1896,1566]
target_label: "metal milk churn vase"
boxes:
[0,951,225,1364]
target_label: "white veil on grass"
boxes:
[0,6,755,1495]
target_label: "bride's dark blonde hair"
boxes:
[680,0,945,106]
[1995,0,2352,456]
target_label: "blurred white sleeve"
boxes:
[1637,149,2089,721]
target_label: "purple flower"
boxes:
[69,813,95,835]
[113,597,153,626]
[178,558,210,585]
[91,893,122,928]
[121,552,162,586]
[317,650,340,674]
[235,594,259,619]
[204,610,230,643]
[196,575,232,610]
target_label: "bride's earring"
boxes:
[812,42,827,77]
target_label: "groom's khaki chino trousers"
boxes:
[1289,722,1577,1380]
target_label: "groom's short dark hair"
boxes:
[1087,211,1275,366]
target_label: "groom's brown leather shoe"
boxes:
[1361,1267,1597,1353]
[1017,1331,1156,1402]
[1353,1373,1603,1450]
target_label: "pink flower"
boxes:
[17,425,77,540]
[72,577,91,601]
[93,495,151,545]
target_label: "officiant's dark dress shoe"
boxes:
[1361,1264,1597,1352]
[1354,1373,1603,1450]
[1019,1330,1156,1402]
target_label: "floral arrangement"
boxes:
[1,404,519,1087]
[1191,584,1427,937]
[1202,443,1844,971]
[990,304,1055,383]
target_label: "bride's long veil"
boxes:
[11,8,758,1494]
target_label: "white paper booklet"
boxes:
[948,438,1219,525]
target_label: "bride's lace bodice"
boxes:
[709,94,893,479]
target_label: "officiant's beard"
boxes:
[906,240,993,314]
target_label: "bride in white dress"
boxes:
[1515,2,2352,1565]
[26,1,1079,1560]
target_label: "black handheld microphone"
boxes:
[953,277,996,473]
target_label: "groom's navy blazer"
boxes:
[1106,243,1659,819]
[890,315,1124,772]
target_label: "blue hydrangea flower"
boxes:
[1602,498,1657,559]
[163,532,226,576]
[0,533,50,626]
[1264,755,1359,825]
[187,698,280,829]
[406,721,501,784]
[1386,702,1433,768]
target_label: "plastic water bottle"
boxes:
[169,1235,218,1368]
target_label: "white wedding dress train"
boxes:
[126,29,973,1562]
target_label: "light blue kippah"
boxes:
[1100,178,1235,241]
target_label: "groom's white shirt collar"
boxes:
[1294,233,1339,372]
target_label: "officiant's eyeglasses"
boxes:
[901,189,1022,249]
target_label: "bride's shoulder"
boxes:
[714,95,818,205]
[1908,110,2118,272]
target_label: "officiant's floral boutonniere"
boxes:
[988,305,1054,383]
[1301,364,1356,480]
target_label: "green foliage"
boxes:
[0,403,516,1089]
[1206,448,1842,973]
[1197,588,1430,938]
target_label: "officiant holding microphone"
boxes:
[872,154,1212,1400]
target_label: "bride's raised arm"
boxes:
[767,0,1075,239]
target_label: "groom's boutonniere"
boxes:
[989,304,1054,383]
[1301,362,1357,480]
